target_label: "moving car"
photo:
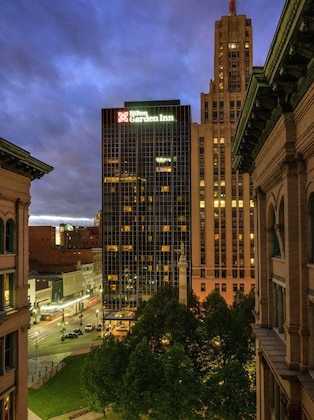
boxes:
[73,328,83,335]
[96,324,102,331]
[63,332,78,339]
[85,323,95,332]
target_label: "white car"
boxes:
[85,323,95,332]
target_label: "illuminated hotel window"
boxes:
[232,200,244,207]
[250,200,255,207]
[164,275,169,282]
[105,158,119,164]
[122,245,132,251]
[122,226,131,232]
[250,233,254,240]
[220,137,225,144]
[228,42,239,49]
[161,245,170,252]
[214,234,219,240]
[148,236,153,242]
[200,180,205,187]
[111,186,115,193]
[163,226,170,232]
[123,206,132,212]
[180,226,187,232]
[161,186,170,192]
[200,201,205,208]
[164,265,169,272]
[214,200,225,207]
[106,245,118,251]
[156,166,171,172]
[108,274,118,281]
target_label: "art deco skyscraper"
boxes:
[102,100,191,310]
[191,0,255,304]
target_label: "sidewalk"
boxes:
[28,408,104,419]
[28,352,71,388]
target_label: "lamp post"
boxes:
[58,309,68,340]
[96,309,99,326]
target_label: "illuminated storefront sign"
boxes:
[117,110,175,124]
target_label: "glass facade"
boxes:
[102,100,191,310]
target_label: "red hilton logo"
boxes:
[117,110,129,123]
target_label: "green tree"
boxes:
[203,360,255,420]
[156,344,202,419]
[81,286,256,419]
[118,340,163,419]
[81,336,129,412]
[128,285,200,357]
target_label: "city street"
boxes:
[28,300,103,359]
[27,300,132,388]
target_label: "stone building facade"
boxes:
[233,0,314,417]
[0,137,52,418]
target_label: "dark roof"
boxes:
[0,136,53,180]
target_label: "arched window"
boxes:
[0,219,4,253]
[5,219,15,253]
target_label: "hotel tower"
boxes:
[102,101,191,310]
[191,0,255,304]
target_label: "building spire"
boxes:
[229,0,236,15]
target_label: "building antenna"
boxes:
[229,0,236,15]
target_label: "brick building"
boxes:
[29,225,95,273]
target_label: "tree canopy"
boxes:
[81,286,256,419]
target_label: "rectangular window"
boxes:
[221,283,226,292]
[201,283,206,292]
[5,332,15,372]
[233,284,238,292]
[0,274,14,310]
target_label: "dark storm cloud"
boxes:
[0,0,285,226]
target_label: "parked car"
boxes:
[73,328,83,335]
[85,323,95,332]
[96,324,102,331]
[63,332,78,339]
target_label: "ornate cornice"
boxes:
[0,137,53,180]
[233,0,314,174]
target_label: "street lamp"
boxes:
[96,309,99,326]
[58,309,68,340]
